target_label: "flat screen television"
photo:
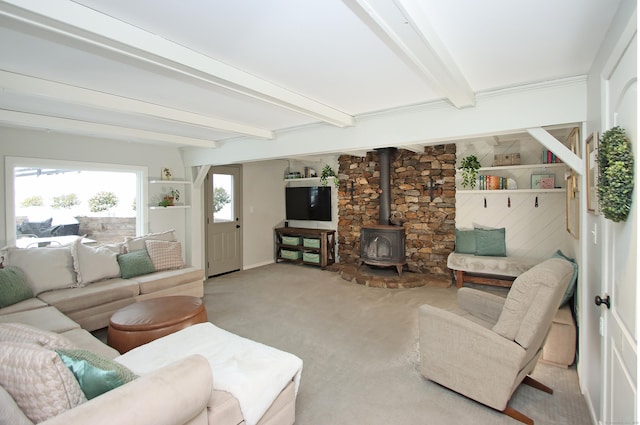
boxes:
[285,186,332,221]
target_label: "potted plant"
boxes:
[159,189,180,207]
[320,165,339,187]
[459,155,481,189]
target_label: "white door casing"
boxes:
[600,31,637,425]
[205,165,242,277]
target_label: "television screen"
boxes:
[285,186,332,221]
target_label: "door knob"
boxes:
[236,224,241,229]
[594,294,611,309]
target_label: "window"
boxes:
[6,157,147,245]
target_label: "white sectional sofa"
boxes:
[0,231,301,425]
[0,230,204,331]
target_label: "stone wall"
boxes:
[337,145,456,278]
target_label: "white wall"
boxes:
[0,127,198,265]
[241,160,288,269]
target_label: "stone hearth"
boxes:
[330,264,451,289]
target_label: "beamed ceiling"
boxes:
[0,0,621,162]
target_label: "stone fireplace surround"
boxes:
[336,145,456,281]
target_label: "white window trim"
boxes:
[5,156,148,245]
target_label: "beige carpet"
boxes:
[203,263,591,425]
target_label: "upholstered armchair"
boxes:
[418,258,574,425]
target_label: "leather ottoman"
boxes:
[107,296,207,353]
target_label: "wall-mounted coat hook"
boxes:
[535,196,539,208]
[508,196,511,208]
[484,197,487,208]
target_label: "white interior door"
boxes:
[205,165,242,277]
[599,32,637,425]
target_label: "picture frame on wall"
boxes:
[531,174,555,190]
[566,127,580,239]
[586,132,599,214]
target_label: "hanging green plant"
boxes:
[597,126,634,222]
[459,155,481,189]
[320,165,339,187]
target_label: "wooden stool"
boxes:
[107,296,207,353]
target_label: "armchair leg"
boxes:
[523,376,553,394]
[502,406,533,425]
[501,376,553,424]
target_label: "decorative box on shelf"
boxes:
[282,236,301,246]
[303,252,320,264]
[493,153,521,166]
[280,249,302,260]
[303,238,320,248]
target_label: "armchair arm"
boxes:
[418,304,526,410]
[42,355,212,425]
[457,287,505,325]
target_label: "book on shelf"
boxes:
[479,175,509,190]
[542,149,563,164]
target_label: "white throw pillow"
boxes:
[70,239,121,286]
[0,323,75,350]
[145,240,185,271]
[124,230,176,253]
[3,247,76,295]
[0,342,87,423]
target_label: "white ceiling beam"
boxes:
[0,0,355,128]
[398,145,424,153]
[0,110,219,148]
[0,71,274,140]
[193,165,211,189]
[527,127,582,174]
[349,0,475,108]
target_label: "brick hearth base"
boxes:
[329,264,451,289]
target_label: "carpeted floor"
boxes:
[203,263,592,425]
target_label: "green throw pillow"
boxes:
[553,250,578,306]
[117,250,155,279]
[0,267,33,308]
[454,229,476,254]
[56,349,138,400]
[474,227,506,257]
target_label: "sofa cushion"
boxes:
[0,266,33,308]
[71,239,121,286]
[132,267,204,295]
[0,341,87,423]
[56,348,138,400]
[123,230,176,253]
[0,322,74,350]
[3,246,76,295]
[0,384,32,425]
[145,240,185,271]
[61,328,121,360]
[0,306,80,333]
[37,278,140,314]
[0,297,48,316]
[117,250,156,279]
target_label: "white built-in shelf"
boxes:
[149,205,191,210]
[283,177,321,183]
[149,179,191,184]
[479,163,566,172]
[458,189,566,194]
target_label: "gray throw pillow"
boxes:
[117,250,155,279]
[474,227,506,257]
[0,267,33,308]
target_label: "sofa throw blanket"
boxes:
[114,322,303,425]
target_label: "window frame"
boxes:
[5,156,148,245]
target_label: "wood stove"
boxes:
[359,225,406,275]
[358,147,407,276]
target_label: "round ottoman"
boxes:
[107,296,208,353]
